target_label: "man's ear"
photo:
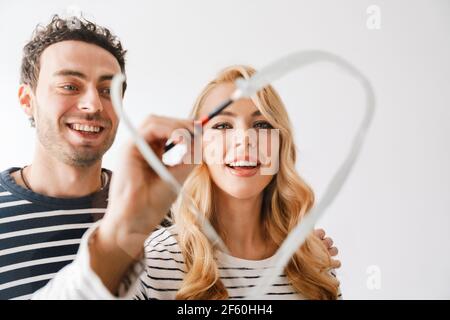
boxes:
[18,84,35,125]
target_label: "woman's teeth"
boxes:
[69,123,102,133]
[227,160,258,168]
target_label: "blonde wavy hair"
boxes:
[172,65,340,299]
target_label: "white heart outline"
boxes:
[111,50,376,299]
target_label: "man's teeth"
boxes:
[70,124,101,133]
[227,160,258,167]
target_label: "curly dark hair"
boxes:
[21,14,127,93]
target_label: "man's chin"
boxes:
[61,147,105,167]
[59,131,115,166]
[65,155,102,167]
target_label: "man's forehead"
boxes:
[40,40,121,77]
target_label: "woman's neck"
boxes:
[214,188,276,260]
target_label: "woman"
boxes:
[135,65,341,300]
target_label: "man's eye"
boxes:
[212,122,232,130]
[100,87,111,95]
[254,121,273,129]
[62,85,78,91]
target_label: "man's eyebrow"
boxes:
[218,110,262,117]
[53,70,87,79]
[53,70,114,82]
[98,74,114,82]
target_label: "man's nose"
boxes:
[77,88,103,113]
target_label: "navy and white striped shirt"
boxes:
[0,167,110,300]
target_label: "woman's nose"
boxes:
[231,128,257,148]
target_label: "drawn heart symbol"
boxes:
[110,50,375,299]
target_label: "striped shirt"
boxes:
[0,167,110,300]
[32,223,342,300]
[135,226,341,300]
[136,226,302,299]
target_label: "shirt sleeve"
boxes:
[31,221,146,300]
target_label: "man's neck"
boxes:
[12,149,104,199]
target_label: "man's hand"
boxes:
[91,115,196,293]
[314,228,341,269]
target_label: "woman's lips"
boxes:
[225,164,260,177]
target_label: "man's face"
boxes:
[31,40,121,167]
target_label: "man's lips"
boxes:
[65,122,107,140]
[66,121,106,131]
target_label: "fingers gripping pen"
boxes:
[163,89,243,153]
[110,75,230,253]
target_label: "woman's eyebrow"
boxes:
[217,110,262,117]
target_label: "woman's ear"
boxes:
[18,84,35,127]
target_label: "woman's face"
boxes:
[200,82,279,200]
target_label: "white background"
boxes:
[0,0,449,299]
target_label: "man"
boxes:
[0,15,125,299]
[0,14,339,300]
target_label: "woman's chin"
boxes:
[221,187,264,200]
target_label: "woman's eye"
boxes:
[254,121,273,129]
[211,122,232,130]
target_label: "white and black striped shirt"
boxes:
[29,198,341,300]
[0,167,110,300]
[135,226,341,300]
[136,226,302,299]
[34,223,341,300]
